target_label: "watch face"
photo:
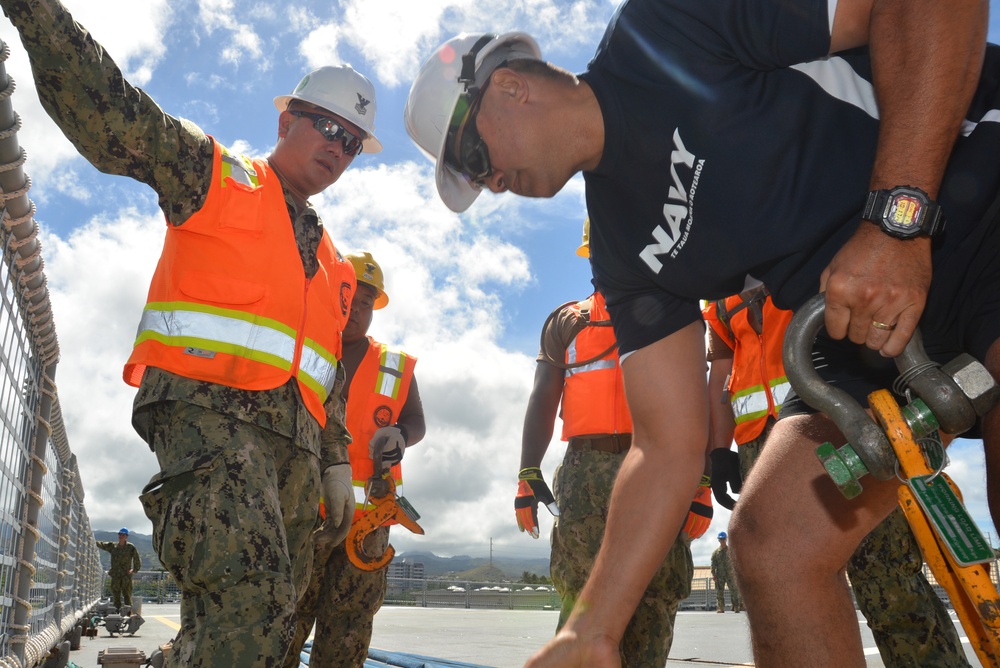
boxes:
[888,193,925,230]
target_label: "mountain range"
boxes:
[93,532,550,581]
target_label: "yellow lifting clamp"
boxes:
[784,294,1000,668]
[346,451,424,572]
[869,390,1000,667]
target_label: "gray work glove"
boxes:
[314,464,354,548]
[369,426,405,470]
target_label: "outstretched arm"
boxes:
[822,0,987,356]
[526,320,708,667]
[0,0,213,224]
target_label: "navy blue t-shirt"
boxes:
[582,0,1000,356]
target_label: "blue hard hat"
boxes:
[118,527,129,536]
[718,531,727,539]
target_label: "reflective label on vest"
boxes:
[376,349,406,399]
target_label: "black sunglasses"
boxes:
[289,110,364,156]
[445,78,493,186]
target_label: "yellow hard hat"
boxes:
[345,251,389,309]
[576,217,591,258]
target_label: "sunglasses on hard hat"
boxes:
[445,78,493,187]
[289,110,364,156]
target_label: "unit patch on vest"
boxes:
[374,405,393,428]
[340,281,353,316]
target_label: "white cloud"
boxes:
[298,0,614,89]
[197,0,266,66]
[40,209,165,532]
[0,0,172,194]
[298,23,345,70]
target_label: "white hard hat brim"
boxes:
[274,95,383,154]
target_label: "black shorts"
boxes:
[780,197,1000,439]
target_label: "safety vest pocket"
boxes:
[178,271,267,306]
[218,176,265,234]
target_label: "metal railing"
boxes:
[0,39,103,668]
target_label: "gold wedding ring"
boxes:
[871,320,896,331]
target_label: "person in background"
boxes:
[96,527,142,613]
[709,531,740,614]
[285,251,425,668]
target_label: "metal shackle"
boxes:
[782,294,897,481]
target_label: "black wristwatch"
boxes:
[863,186,945,239]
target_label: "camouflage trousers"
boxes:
[714,576,741,612]
[551,448,694,668]
[284,527,389,668]
[108,571,133,610]
[139,401,321,668]
[739,421,970,668]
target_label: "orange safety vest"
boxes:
[560,292,632,439]
[347,338,416,522]
[703,289,792,444]
[123,141,355,427]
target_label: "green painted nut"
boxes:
[816,441,865,499]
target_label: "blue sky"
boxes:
[2,0,999,569]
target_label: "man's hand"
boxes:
[709,448,742,510]
[314,464,354,548]
[515,467,560,538]
[369,426,405,470]
[682,476,713,539]
[821,223,931,357]
[524,627,622,667]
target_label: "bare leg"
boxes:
[730,414,900,667]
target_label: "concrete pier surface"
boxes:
[63,603,983,667]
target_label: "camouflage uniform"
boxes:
[550,448,693,668]
[96,540,141,610]
[740,422,971,668]
[285,528,389,668]
[0,1,353,665]
[710,543,741,612]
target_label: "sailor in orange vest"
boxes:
[704,287,969,667]
[516,218,702,667]
[285,251,424,668]
[5,13,386,659]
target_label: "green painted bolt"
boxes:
[816,441,868,499]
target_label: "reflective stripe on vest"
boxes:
[731,378,791,424]
[565,337,617,376]
[376,348,406,399]
[220,148,260,188]
[136,301,337,402]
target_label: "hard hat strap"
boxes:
[459,34,498,91]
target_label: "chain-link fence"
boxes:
[0,39,104,668]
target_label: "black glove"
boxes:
[710,448,742,510]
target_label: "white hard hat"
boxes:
[275,66,382,154]
[404,32,541,213]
